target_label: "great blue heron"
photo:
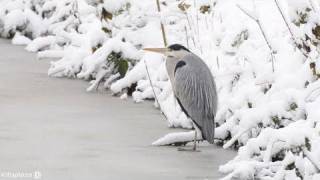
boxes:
[144,44,218,151]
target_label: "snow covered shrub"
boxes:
[0,0,198,128]
[213,0,320,179]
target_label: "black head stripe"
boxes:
[168,44,190,52]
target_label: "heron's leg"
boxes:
[177,121,201,152]
[177,130,200,152]
[192,130,197,151]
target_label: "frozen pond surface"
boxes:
[0,39,236,180]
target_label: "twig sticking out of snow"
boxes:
[144,60,168,120]
[274,0,320,80]
[184,26,189,48]
[273,0,296,44]
[273,0,309,58]
[156,0,168,47]
[237,4,276,72]
[236,5,258,21]
[184,13,196,48]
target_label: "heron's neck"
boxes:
[165,56,180,82]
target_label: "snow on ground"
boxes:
[1,0,320,179]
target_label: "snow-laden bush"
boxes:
[212,0,320,179]
[0,0,194,129]
[1,0,320,179]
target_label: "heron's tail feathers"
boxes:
[202,118,215,144]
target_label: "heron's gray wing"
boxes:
[173,54,217,143]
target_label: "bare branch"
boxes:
[144,60,168,120]
[273,0,308,58]
[236,5,258,21]
[184,26,190,48]
[156,0,168,46]
[237,4,276,72]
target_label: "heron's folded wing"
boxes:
[173,56,217,129]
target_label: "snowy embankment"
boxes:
[1,0,320,179]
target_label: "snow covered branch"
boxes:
[155,0,168,46]
[303,147,320,172]
[152,131,202,146]
[223,128,250,149]
[237,3,276,72]
[273,0,309,58]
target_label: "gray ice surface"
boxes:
[0,39,236,180]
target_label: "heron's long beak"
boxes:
[143,48,169,55]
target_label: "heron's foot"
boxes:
[177,147,201,152]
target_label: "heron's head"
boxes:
[143,44,190,59]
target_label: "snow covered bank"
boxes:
[1,0,320,179]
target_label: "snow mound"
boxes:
[12,32,31,45]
